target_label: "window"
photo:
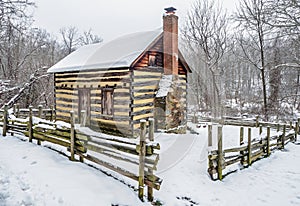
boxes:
[149,54,157,66]
[102,88,114,115]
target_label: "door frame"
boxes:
[78,88,91,126]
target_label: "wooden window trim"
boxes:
[148,54,157,67]
[101,87,114,117]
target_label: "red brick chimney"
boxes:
[163,7,178,75]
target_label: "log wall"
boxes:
[54,68,132,136]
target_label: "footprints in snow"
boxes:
[0,167,32,205]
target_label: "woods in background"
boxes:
[0,1,102,108]
[183,0,300,121]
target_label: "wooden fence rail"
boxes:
[0,104,161,202]
[208,121,298,180]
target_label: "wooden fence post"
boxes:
[138,120,146,201]
[80,110,86,127]
[277,124,280,132]
[38,105,43,118]
[70,111,75,161]
[266,126,270,156]
[240,127,244,145]
[148,118,154,141]
[49,105,53,121]
[281,124,286,149]
[240,127,244,165]
[13,104,16,116]
[295,120,299,142]
[259,124,263,135]
[11,105,15,136]
[256,116,259,127]
[247,128,252,166]
[297,118,300,134]
[28,106,33,142]
[2,104,8,137]
[208,124,212,147]
[16,104,20,118]
[217,125,223,180]
[147,119,154,202]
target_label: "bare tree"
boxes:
[60,26,79,54]
[78,29,103,45]
[182,0,228,118]
[235,0,273,119]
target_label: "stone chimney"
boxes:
[163,7,178,75]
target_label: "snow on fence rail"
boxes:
[0,104,161,202]
[189,114,298,129]
[208,120,300,180]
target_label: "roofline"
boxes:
[49,66,130,74]
[130,32,163,68]
[130,32,192,73]
[178,50,192,73]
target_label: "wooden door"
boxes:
[78,89,91,126]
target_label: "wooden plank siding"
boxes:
[54,68,132,136]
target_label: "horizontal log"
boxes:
[224,154,240,160]
[75,133,90,141]
[133,94,155,101]
[88,133,136,146]
[87,140,138,156]
[8,124,27,131]
[114,99,131,105]
[131,102,154,108]
[82,153,160,190]
[132,80,159,87]
[225,156,241,166]
[33,132,69,147]
[252,140,266,151]
[133,67,163,73]
[251,149,265,162]
[56,97,78,104]
[133,70,162,76]
[130,109,153,117]
[55,69,130,77]
[79,153,141,183]
[7,129,26,135]
[55,91,78,96]
[10,119,28,125]
[224,145,247,153]
[132,112,153,121]
[55,87,76,91]
[33,127,70,139]
[85,143,156,170]
[132,89,156,93]
[133,75,162,79]
[32,132,86,153]
[55,81,124,88]
[55,77,130,84]
[55,72,130,80]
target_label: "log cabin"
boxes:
[47,7,191,137]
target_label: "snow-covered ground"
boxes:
[0,124,299,206]
[155,124,300,205]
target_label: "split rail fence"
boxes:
[0,104,161,201]
[208,118,300,180]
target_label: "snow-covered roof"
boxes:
[156,75,173,98]
[47,30,162,73]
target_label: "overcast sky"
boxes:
[32,0,238,43]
